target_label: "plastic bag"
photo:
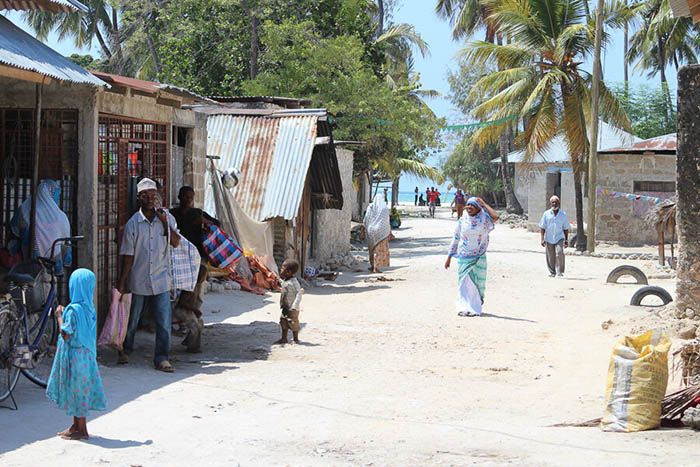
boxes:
[97,289,131,351]
[601,329,671,432]
[171,236,201,292]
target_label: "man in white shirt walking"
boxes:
[539,195,570,277]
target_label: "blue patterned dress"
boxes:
[46,269,106,417]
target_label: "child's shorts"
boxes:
[280,307,300,332]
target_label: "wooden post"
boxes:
[29,81,43,257]
[586,0,605,253]
[658,228,665,267]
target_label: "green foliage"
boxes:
[122,0,383,94]
[609,83,677,140]
[442,133,500,198]
[244,19,444,179]
[446,55,494,116]
[66,53,95,69]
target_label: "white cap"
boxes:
[137,178,157,193]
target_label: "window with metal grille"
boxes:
[0,109,79,303]
[97,114,169,319]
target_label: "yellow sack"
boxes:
[601,329,671,432]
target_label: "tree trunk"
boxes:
[675,66,700,315]
[250,13,260,80]
[499,124,523,214]
[377,0,384,37]
[658,37,671,128]
[95,28,112,59]
[391,176,399,208]
[146,30,161,76]
[573,167,587,251]
[623,2,628,92]
[110,8,125,74]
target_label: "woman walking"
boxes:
[444,197,499,316]
[362,194,391,273]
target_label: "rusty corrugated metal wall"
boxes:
[205,114,318,221]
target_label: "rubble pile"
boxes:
[317,253,366,273]
[498,213,527,229]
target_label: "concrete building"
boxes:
[595,134,677,245]
[203,107,346,270]
[0,32,211,317]
[496,121,640,232]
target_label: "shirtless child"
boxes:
[274,259,304,345]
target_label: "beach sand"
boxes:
[0,207,690,466]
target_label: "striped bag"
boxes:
[202,225,244,269]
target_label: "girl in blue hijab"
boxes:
[46,268,106,440]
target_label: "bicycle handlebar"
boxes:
[47,236,84,261]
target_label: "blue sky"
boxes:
[3,3,679,194]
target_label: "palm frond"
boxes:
[376,23,430,58]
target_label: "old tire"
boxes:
[630,286,673,307]
[606,265,648,285]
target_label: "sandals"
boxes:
[117,353,129,365]
[156,360,175,373]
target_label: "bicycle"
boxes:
[0,236,83,408]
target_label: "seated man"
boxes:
[169,186,220,353]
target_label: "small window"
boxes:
[633,181,675,193]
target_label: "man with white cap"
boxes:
[539,195,570,277]
[117,178,180,372]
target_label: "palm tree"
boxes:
[434,0,496,41]
[627,0,700,126]
[24,0,127,74]
[462,0,632,250]
[435,0,523,214]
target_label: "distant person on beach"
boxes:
[539,195,569,277]
[444,197,499,317]
[414,187,419,206]
[383,187,389,203]
[361,194,391,273]
[274,259,304,345]
[451,189,466,218]
[418,194,425,206]
[428,187,440,218]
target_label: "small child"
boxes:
[46,269,106,440]
[274,259,304,345]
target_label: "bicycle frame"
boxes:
[17,275,57,351]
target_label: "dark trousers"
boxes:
[545,240,565,275]
[414,195,418,206]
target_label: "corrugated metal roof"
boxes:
[205,112,341,221]
[0,16,105,86]
[491,121,641,164]
[90,71,214,103]
[0,0,86,12]
[598,133,676,153]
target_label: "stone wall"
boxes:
[521,163,585,232]
[0,77,99,272]
[186,111,209,208]
[595,152,676,245]
[676,65,700,316]
[312,148,354,263]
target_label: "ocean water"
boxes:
[392,190,455,205]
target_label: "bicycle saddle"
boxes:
[6,272,37,286]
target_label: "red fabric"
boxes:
[428,191,440,202]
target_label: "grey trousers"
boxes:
[545,239,565,275]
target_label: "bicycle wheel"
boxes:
[0,304,21,403]
[21,307,58,388]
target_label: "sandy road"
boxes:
[0,208,693,466]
